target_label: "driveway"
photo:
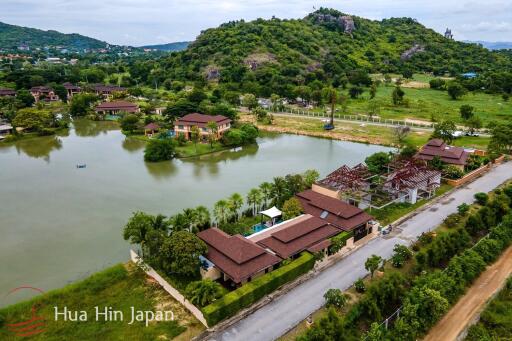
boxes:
[210,162,512,341]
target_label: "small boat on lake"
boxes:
[76,164,86,169]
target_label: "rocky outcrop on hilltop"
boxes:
[401,44,425,60]
[309,13,356,34]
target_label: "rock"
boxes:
[400,44,425,60]
[205,67,220,80]
[310,13,356,34]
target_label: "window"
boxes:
[202,127,207,132]
[320,210,329,219]
[178,125,184,129]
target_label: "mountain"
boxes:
[0,21,108,51]
[140,41,191,52]
[465,40,512,50]
[159,8,512,93]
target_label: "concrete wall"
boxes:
[130,250,209,327]
[311,183,340,199]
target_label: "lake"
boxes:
[0,119,392,306]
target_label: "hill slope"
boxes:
[160,8,512,93]
[0,21,108,51]
[141,41,190,52]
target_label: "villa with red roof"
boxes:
[175,113,231,141]
[94,101,140,115]
[296,190,375,242]
[415,139,469,169]
[91,84,126,98]
[63,82,81,99]
[197,228,280,286]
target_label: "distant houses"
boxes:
[30,86,59,102]
[91,84,126,98]
[63,82,81,99]
[174,113,231,141]
[0,88,16,97]
[0,123,13,140]
[94,100,140,116]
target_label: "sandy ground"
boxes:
[423,245,512,341]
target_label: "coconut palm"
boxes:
[185,279,224,307]
[247,188,263,216]
[168,212,190,232]
[228,193,244,221]
[194,206,211,231]
[259,182,273,209]
[213,199,229,226]
[183,208,199,232]
[271,176,287,207]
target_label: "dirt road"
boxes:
[423,245,512,341]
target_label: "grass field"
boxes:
[304,74,512,126]
[0,264,204,341]
[249,114,490,150]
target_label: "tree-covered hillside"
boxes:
[157,8,512,96]
[0,21,108,50]
[141,41,191,52]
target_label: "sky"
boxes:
[1,0,511,46]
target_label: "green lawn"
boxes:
[304,75,511,126]
[0,264,203,341]
[368,183,453,225]
[175,141,230,158]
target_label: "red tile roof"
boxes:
[296,190,373,231]
[175,113,231,127]
[95,100,139,112]
[63,82,81,91]
[415,139,469,166]
[256,216,340,259]
[92,84,126,93]
[197,228,280,284]
[307,239,331,253]
[0,88,15,96]
[30,86,53,93]
[144,123,160,130]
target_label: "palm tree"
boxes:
[271,176,287,207]
[247,188,263,216]
[259,182,273,208]
[214,200,229,226]
[194,206,211,231]
[123,211,154,258]
[323,87,338,127]
[228,193,244,221]
[183,208,199,232]
[168,212,190,232]
[186,279,224,307]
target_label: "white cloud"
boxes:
[0,0,511,45]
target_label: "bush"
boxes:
[474,192,489,205]
[443,213,461,228]
[429,78,446,90]
[185,279,226,307]
[202,252,315,326]
[144,139,176,162]
[324,289,349,309]
[457,203,470,216]
[391,244,413,268]
[354,278,366,293]
[282,197,304,220]
[443,165,464,179]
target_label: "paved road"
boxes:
[210,162,512,341]
[424,245,512,341]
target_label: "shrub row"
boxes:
[202,252,315,326]
[392,213,512,340]
[329,231,354,253]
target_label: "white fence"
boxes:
[274,107,435,128]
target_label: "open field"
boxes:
[245,114,491,150]
[304,75,511,126]
[0,264,204,341]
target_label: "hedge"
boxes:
[202,252,315,326]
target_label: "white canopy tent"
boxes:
[259,206,282,219]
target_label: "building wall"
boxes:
[174,123,230,140]
[200,266,222,281]
[311,184,341,199]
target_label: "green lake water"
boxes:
[0,119,392,306]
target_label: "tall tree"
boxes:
[365,254,383,279]
[247,188,263,216]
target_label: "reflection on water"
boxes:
[0,119,394,306]
[0,135,63,162]
[122,137,146,153]
[144,160,178,180]
[73,118,119,137]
